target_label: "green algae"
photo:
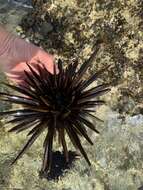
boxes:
[0,0,143,189]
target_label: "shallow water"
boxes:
[8,0,33,8]
[0,1,143,190]
[0,0,30,32]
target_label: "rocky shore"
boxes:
[0,1,143,190]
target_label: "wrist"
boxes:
[0,31,32,62]
[0,26,16,56]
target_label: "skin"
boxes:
[0,25,55,84]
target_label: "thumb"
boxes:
[34,50,55,74]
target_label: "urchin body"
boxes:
[0,50,110,173]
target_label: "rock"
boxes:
[0,0,143,189]
[40,22,54,36]
[16,26,23,33]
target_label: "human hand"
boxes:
[0,26,55,85]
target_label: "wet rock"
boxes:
[40,22,54,36]
[0,0,143,190]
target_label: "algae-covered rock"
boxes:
[0,0,143,190]
[17,0,143,110]
[0,105,143,189]
[0,72,11,112]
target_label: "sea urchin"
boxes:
[0,50,110,173]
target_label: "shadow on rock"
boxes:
[39,151,79,180]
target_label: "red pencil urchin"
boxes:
[0,50,110,173]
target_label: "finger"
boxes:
[4,62,29,85]
[35,50,59,74]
